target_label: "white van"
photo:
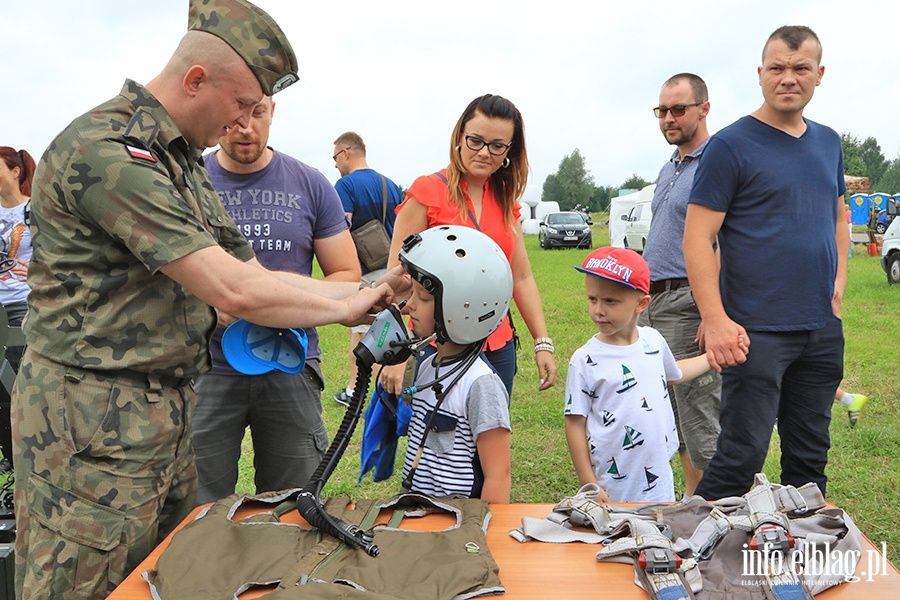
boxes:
[621,186,654,253]
[881,199,900,284]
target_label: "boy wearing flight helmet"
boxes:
[397,225,513,503]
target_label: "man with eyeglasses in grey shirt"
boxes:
[640,73,720,497]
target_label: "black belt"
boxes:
[649,278,690,295]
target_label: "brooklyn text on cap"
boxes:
[574,246,651,294]
[188,0,299,95]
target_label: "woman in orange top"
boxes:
[381,94,557,398]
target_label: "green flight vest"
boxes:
[144,489,503,599]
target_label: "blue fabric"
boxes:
[335,169,403,235]
[484,337,517,398]
[335,168,403,271]
[690,116,845,331]
[358,384,412,484]
[770,583,810,600]
[655,584,690,600]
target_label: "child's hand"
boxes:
[736,333,750,357]
[595,484,611,504]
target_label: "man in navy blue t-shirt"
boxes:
[684,26,849,499]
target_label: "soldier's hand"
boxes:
[374,266,412,306]
[341,283,392,327]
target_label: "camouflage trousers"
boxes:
[12,349,198,599]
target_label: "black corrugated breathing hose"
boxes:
[296,357,380,556]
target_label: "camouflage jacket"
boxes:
[25,79,255,378]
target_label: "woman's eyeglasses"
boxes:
[463,134,511,156]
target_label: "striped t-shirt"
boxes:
[402,354,510,498]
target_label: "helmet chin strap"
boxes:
[409,332,437,353]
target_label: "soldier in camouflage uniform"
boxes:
[11,1,400,598]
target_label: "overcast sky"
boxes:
[4,0,898,201]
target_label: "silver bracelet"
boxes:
[534,343,555,354]
[533,337,553,346]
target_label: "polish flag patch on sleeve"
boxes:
[126,145,155,162]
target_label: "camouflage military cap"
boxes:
[188,0,299,95]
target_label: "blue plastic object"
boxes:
[222,319,308,375]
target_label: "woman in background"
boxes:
[0,146,35,368]
[0,145,36,469]
[381,95,557,398]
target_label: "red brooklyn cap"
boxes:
[574,246,651,294]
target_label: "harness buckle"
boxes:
[750,525,796,554]
[783,486,810,514]
[694,508,732,560]
[638,548,682,574]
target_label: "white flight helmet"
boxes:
[398,225,513,345]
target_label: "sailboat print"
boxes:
[642,467,658,493]
[582,387,599,400]
[616,365,637,393]
[607,458,626,480]
[585,354,597,366]
[640,397,652,411]
[602,410,616,426]
[622,425,644,450]
[642,338,659,355]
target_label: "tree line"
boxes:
[540,149,650,213]
[841,134,900,194]
[543,136,900,213]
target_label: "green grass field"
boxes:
[237,218,900,563]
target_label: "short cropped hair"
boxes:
[333,131,366,155]
[764,25,822,64]
[663,73,708,104]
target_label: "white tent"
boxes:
[535,201,560,223]
[521,219,542,234]
[609,185,655,248]
[519,195,540,220]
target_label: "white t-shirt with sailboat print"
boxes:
[565,326,681,501]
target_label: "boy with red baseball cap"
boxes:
[564,247,744,501]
